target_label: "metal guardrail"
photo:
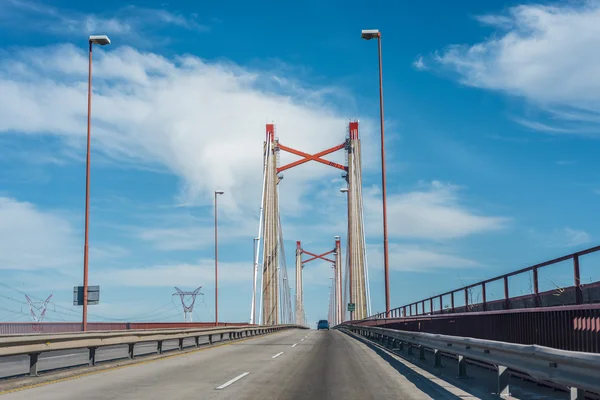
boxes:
[0,324,304,377]
[341,324,600,398]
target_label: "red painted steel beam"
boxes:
[302,248,336,264]
[277,143,347,173]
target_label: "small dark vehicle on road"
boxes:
[317,320,330,330]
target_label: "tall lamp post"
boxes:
[340,187,352,320]
[214,190,224,326]
[361,29,390,318]
[82,34,111,332]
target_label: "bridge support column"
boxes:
[457,355,467,378]
[571,387,585,400]
[29,352,40,376]
[498,365,510,397]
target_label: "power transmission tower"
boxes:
[173,287,203,322]
[25,294,52,322]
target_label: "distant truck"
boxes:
[317,320,330,330]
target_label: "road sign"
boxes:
[73,286,100,306]
[347,303,355,312]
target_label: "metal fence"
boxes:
[353,304,600,353]
[370,245,600,320]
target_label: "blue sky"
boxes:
[1,0,599,324]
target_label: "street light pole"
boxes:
[361,29,390,318]
[82,34,110,332]
[214,190,224,326]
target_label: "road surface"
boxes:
[0,329,482,400]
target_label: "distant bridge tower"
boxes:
[253,121,370,325]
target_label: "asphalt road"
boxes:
[0,329,479,400]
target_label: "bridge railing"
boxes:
[370,245,600,320]
[0,322,252,335]
[0,324,304,377]
[341,324,600,398]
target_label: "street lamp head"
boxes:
[361,29,380,40]
[89,35,111,46]
[215,190,224,195]
[340,188,349,193]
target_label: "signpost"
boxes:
[73,285,100,306]
[347,303,355,312]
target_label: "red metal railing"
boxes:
[370,245,600,320]
[0,322,252,335]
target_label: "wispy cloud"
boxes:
[369,244,480,272]
[529,227,592,248]
[556,160,577,166]
[431,3,600,136]
[0,43,375,223]
[412,55,427,71]
[364,181,509,240]
[0,0,209,45]
[0,197,77,271]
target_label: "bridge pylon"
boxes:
[253,121,370,325]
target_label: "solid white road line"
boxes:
[292,343,298,348]
[215,372,250,390]
[272,352,284,359]
[300,338,304,341]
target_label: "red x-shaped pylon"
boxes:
[277,143,347,173]
[302,249,336,264]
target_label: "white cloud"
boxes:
[529,227,592,248]
[368,243,480,272]
[0,1,207,40]
[563,228,591,247]
[413,55,427,71]
[364,181,508,240]
[434,3,600,134]
[0,197,77,270]
[0,44,376,222]
[97,260,252,287]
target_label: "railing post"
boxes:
[220,333,224,341]
[407,343,414,356]
[533,267,540,306]
[482,283,487,311]
[194,336,200,347]
[209,334,213,345]
[574,255,583,305]
[29,352,40,376]
[178,338,184,351]
[457,355,467,378]
[504,276,510,309]
[419,346,426,360]
[128,343,135,359]
[439,296,443,314]
[450,292,455,312]
[429,298,433,315]
[464,288,469,311]
[157,341,163,354]
[88,347,97,366]
[421,300,425,315]
[403,306,407,317]
[498,365,510,396]
[571,387,585,400]
[433,349,442,368]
